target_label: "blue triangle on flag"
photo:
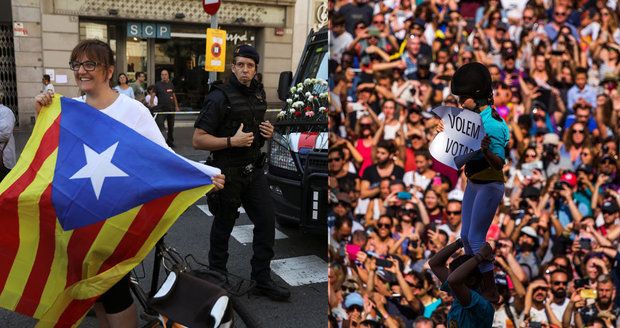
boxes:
[51,97,212,230]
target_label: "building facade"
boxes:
[7,0,305,127]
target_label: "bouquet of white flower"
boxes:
[276,78,328,124]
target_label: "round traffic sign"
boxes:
[203,0,221,15]
[211,43,222,57]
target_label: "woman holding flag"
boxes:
[435,62,510,304]
[34,39,225,328]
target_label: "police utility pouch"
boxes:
[149,270,233,328]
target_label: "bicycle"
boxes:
[129,236,257,328]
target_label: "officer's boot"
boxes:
[253,277,291,302]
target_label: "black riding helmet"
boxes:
[450,62,493,104]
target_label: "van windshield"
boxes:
[297,43,328,83]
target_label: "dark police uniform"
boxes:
[194,69,275,283]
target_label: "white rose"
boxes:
[289,108,296,114]
[297,83,303,89]
[286,99,293,105]
[290,87,296,94]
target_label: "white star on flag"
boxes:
[70,142,129,199]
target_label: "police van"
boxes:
[267,26,328,233]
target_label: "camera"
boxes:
[554,181,566,191]
[543,143,557,159]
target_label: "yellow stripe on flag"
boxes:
[33,221,73,318]
[0,150,58,310]
[0,96,61,195]
[83,207,142,279]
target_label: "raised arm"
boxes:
[428,239,463,283]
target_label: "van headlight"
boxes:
[269,132,298,172]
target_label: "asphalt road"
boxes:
[1,118,327,327]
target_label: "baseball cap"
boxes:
[413,18,426,28]
[520,226,537,238]
[233,44,260,64]
[560,171,578,188]
[576,164,593,175]
[344,292,364,309]
[497,22,508,31]
[417,54,432,67]
[602,200,619,214]
[448,189,464,202]
[542,133,560,146]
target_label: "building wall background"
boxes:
[11,0,302,127]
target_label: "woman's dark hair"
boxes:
[146,85,156,93]
[117,73,128,86]
[70,39,115,69]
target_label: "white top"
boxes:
[43,83,55,94]
[113,85,135,99]
[0,104,16,169]
[145,94,158,108]
[74,94,168,149]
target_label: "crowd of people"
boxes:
[327,0,620,327]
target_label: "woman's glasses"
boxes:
[69,60,99,71]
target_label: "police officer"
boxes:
[192,45,290,301]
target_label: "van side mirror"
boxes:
[277,71,293,101]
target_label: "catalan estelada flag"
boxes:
[0,95,218,327]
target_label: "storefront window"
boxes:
[126,38,147,81]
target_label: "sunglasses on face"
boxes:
[328,157,342,163]
[552,281,568,286]
[447,210,461,215]
[523,15,534,20]
[555,11,567,16]
[411,135,423,140]
[377,223,391,229]
[342,286,357,293]
[534,287,548,293]
[373,20,385,24]
[581,152,590,157]
[572,129,585,134]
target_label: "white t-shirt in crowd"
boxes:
[550,298,569,324]
[493,304,521,328]
[403,171,431,194]
[74,94,169,149]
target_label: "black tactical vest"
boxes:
[210,82,267,166]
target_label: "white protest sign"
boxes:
[429,106,486,170]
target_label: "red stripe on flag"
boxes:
[0,116,61,294]
[97,193,178,274]
[64,221,105,289]
[53,296,98,328]
[298,132,319,150]
[14,185,56,316]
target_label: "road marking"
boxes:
[197,204,245,217]
[231,225,288,244]
[197,204,213,216]
[270,255,328,286]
